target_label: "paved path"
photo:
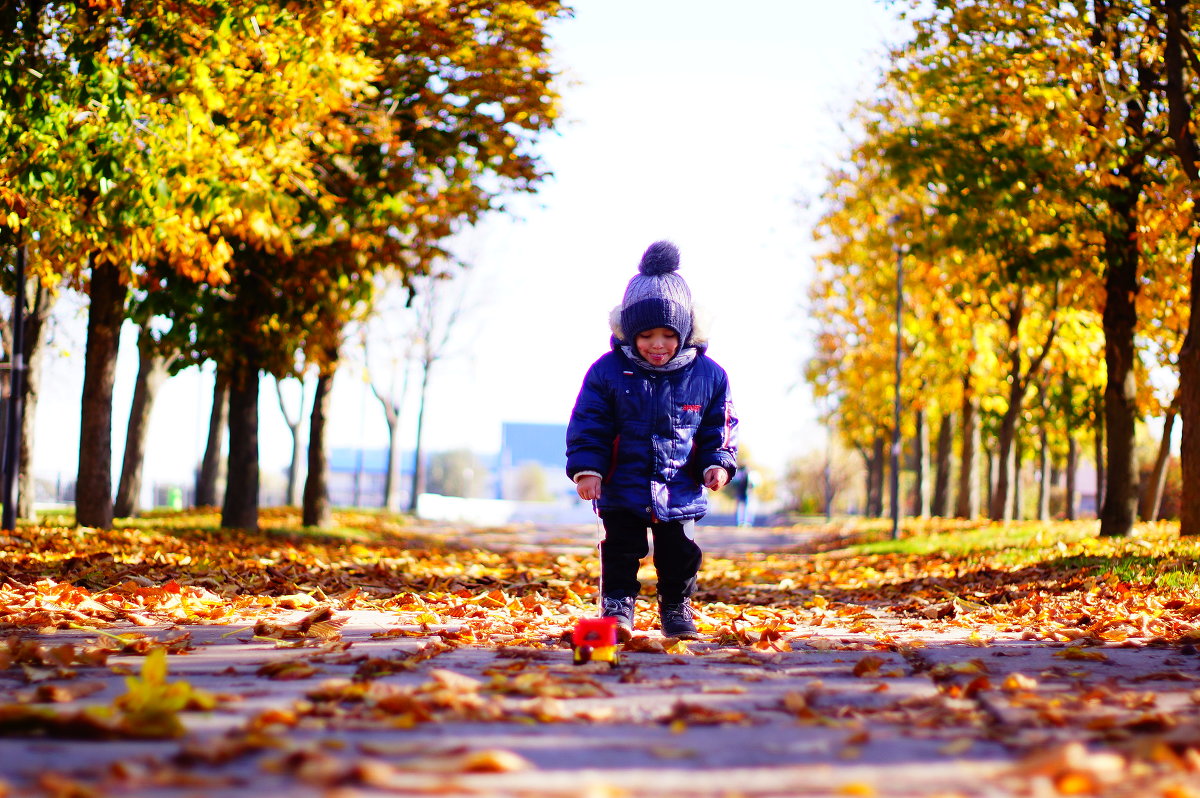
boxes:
[0,525,1196,796]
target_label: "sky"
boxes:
[30,1,910,500]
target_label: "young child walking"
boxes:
[566,240,738,640]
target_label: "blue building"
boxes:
[498,421,570,500]
[322,421,571,507]
[327,447,394,507]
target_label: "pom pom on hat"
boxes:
[619,240,694,346]
[638,240,680,276]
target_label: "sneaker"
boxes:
[659,598,701,640]
[600,595,635,642]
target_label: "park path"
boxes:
[0,523,1197,797]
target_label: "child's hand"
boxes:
[703,467,729,492]
[576,475,602,501]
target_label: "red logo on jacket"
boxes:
[681,404,701,412]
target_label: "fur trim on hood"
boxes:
[609,303,710,346]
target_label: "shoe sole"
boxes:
[662,630,701,640]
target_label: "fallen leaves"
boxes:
[0,648,217,740]
[3,512,1200,795]
[252,605,347,641]
[0,635,111,679]
[1056,646,1110,662]
[661,700,751,729]
[259,744,533,790]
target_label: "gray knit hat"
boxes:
[619,241,693,345]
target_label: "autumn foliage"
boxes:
[2,514,1200,794]
[0,1,570,533]
[809,0,1200,538]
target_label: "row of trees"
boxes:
[808,0,1200,536]
[0,0,569,530]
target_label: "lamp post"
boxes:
[890,236,903,541]
[823,397,835,522]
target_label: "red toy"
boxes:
[572,616,620,666]
[571,500,622,667]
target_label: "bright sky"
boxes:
[32,1,908,497]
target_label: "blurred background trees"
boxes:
[0,0,568,530]
[806,0,1200,535]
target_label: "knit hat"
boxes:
[619,241,693,345]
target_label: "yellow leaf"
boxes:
[1055,647,1108,662]
[1002,673,1038,691]
[853,656,886,677]
[458,749,532,773]
[940,737,973,755]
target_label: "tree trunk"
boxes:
[76,259,124,529]
[1162,0,1200,535]
[857,445,870,516]
[1099,51,1149,536]
[17,280,53,520]
[384,414,403,512]
[1066,436,1079,521]
[866,435,885,517]
[276,377,307,507]
[113,329,174,518]
[194,367,229,508]
[1098,213,1142,538]
[1012,435,1024,521]
[989,306,1023,522]
[1094,399,1106,518]
[911,407,930,517]
[955,386,980,519]
[1142,404,1177,522]
[1182,334,1200,534]
[985,445,996,515]
[221,353,260,530]
[931,411,953,517]
[302,371,334,528]
[1037,426,1051,521]
[990,406,1020,521]
[408,365,433,513]
[368,364,409,514]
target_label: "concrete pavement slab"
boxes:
[2,524,1198,796]
[0,608,1029,797]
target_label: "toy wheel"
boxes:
[573,646,593,665]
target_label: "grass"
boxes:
[18,508,1200,591]
[839,517,1200,590]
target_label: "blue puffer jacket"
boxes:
[566,338,738,522]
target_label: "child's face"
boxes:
[635,327,679,366]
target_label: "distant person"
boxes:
[730,466,758,527]
[566,240,738,641]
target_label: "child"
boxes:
[566,240,738,640]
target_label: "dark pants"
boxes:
[599,510,701,603]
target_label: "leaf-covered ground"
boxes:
[2,511,1200,796]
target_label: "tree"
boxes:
[807,1,1188,538]
[362,281,417,513]
[194,368,228,508]
[427,450,488,498]
[406,268,477,512]
[1160,0,1200,534]
[512,463,553,502]
[2,2,301,528]
[0,261,56,520]
[276,376,311,507]
[302,372,334,528]
[114,325,178,517]
[208,1,567,529]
